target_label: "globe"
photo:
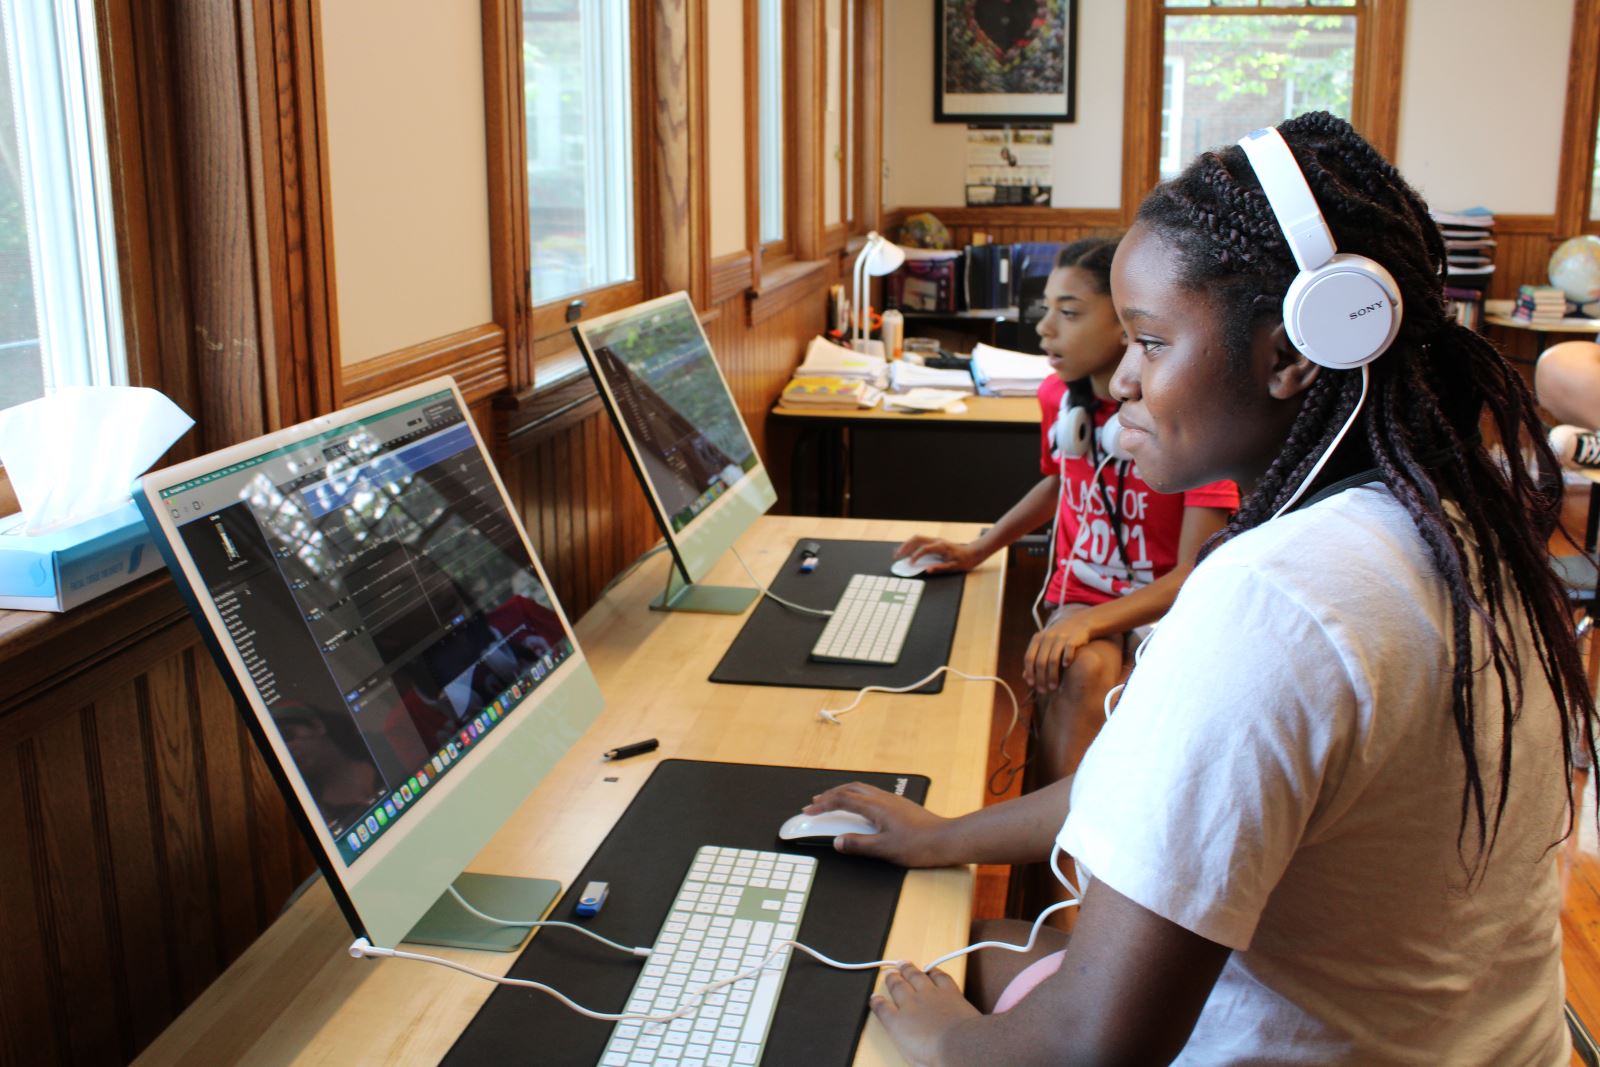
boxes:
[1549,234,1600,305]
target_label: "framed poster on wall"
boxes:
[934,0,1077,124]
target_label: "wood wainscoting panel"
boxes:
[0,635,316,1065]
[882,206,1125,250]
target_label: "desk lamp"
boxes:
[852,231,905,348]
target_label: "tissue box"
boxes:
[0,502,165,612]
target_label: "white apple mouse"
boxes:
[777,809,880,845]
[890,554,947,578]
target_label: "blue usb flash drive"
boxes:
[575,881,609,917]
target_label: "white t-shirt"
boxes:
[1060,484,1570,1065]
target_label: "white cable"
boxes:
[444,886,651,958]
[1032,450,1112,632]
[730,545,834,618]
[348,938,693,1023]
[1268,364,1370,522]
[350,845,1087,1023]
[817,665,1018,731]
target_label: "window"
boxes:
[522,0,635,305]
[0,0,125,414]
[1160,2,1357,182]
[1160,56,1186,177]
[756,0,784,247]
[1590,96,1600,224]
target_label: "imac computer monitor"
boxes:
[133,378,603,951]
[572,291,777,612]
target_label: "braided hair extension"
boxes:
[1136,111,1595,873]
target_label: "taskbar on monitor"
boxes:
[668,452,761,533]
[333,639,575,865]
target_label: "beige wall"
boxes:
[886,0,1577,217]
[1395,0,1573,215]
[882,0,1125,210]
[320,0,495,364]
[708,0,748,256]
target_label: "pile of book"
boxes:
[1433,208,1496,329]
[780,336,887,409]
[970,343,1051,397]
[1512,285,1567,324]
[887,361,974,394]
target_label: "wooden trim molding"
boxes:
[1554,0,1600,236]
[249,0,338,429]
[747,256,833,326]
[709,250,755,306]
[483,0,531,389]
[788,0,825,261]
[1120,0,1162,225]
[890,206,1123,232]
[0,574,186,717]
[854,0,883,236]
[1350,0,1406,161]
[493,372,605,459]
[340,323,510,406]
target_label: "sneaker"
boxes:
[1550,424,1600,470]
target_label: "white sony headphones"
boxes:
[1236,127,1402,370]
[1051,391,1133,463]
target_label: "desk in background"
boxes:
[135,515,1006,1067]
[770,396,1041,522]
[1483,298,1600,365]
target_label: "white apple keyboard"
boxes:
[809,573,924,665]
[599,846,816,1066]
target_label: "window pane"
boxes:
[1590,99,1600,222]
[758,0,784,245]
[1161,13,1356,180]
[0,0,125,413]
[0,15,41,411]
[523,0,634,304]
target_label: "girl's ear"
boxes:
[1263,322,1320,400]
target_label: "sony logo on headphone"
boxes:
[1348,300,1388,320]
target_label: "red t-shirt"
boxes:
[1037,376,1240,606]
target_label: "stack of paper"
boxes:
[970,343,1052,397]
[780,375,883,409]
[795,336,888,385]
[888,361,975,394]
[882,389,969,414]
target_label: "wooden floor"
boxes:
[972,485,1600,1058]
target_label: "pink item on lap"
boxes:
[993,949,1068,1014]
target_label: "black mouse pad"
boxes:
[442,760,930,1066]
[710,538,966,692]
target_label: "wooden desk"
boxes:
[136,515,1005,1066]
[771,397,1041,521]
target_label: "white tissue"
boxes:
[0,386,194,535]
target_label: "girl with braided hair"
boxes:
[804,111,1591,1064]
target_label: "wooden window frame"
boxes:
[1555,0,1600,237]
[1121,0,1406,224]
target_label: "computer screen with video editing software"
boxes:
[136,379,603,948]
[573,291,776,591]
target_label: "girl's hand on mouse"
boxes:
[892,537,981,575]
[804,782,958,867]
[1025,615,1095,691]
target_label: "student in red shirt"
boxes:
[896,237,1238,785]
